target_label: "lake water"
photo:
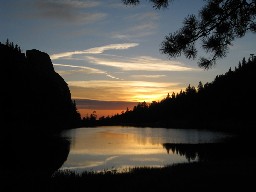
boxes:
[60,126,232,172]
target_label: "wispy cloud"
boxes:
[51,43,194,72]
[131,12,159,20]
[53,63,105,74]
[34,0,101,21]
[112,12,159,40]
[131,75,166,79]
[68,80,182,102]
[53,63,121,80]
[75,99,138,110]
[50,43,139,60]
[86,55,194,71]
[127,12,159,32]
[36,0,100,9]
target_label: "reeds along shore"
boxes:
[48,160,255,192]
[2,158,255,192]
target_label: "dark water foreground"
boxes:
[0,132,70,192]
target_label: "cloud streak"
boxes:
[36,0,100,9]
[53,63,105,74]
[34,0,104,23]
[112,12,159,40]
[68,80,182,102]
[131,75,166,79]
[50,43,139,60]
[51,43,194,72]
[53,63,121,80]
[86,55,194,71]
[75,99,138,110]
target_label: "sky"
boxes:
[1,0,256,118]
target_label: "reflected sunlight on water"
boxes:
[60,126,231,172]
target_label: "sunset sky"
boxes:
[1,0,256,118]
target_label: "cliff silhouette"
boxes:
[0,41,81,133]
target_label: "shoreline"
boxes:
[49,159,256,192]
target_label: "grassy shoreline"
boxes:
[2,153,255,192]
[48,159,256,192]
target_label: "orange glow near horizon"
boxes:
[70,80,185,118]
[61,127,191,172]
[78,109,125,118]
[68,80,183,103]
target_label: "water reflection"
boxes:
[162,140,255,162]
[1,132,70,191]
[61,126,232,172]
[163,143,199,162]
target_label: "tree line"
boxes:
[97,56,256,131]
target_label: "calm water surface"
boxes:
[60,126,231,172]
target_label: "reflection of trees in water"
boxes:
[163,143,201,162]
[162,141,254,162]
[133,128,166,146]
[1,132,70,191]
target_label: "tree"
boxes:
[123,0,256,69]
[90,111,97,121]
[123,0,171,9]
[197,81,204,92]
[5,38,9,46]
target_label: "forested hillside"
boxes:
[99,57,256,131]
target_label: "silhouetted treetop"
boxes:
[99,56,256,131]
[2,39,22,53]
[123,0,171,9]
[123,0,256,69]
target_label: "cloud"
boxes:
[111,31,155,40]
[36,0,100,9]
[86,55,195,71]
[131,75,166,79]
[53,63,105,74]
[53,63,121,79]
[75,99,138,110]
[126,12,159,21]
[33,0,105,24]
[50,43,139,60]
[68,80,182,102]
[111,12,159,40]
[51,43,194,73]
[68,80,179,89]
[51,43,194,72]
[130,23,157,33]
[127,12,159,32]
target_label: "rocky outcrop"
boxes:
[0,42,81,133]
[26,49,54,72]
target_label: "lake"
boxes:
[60,126,232,172]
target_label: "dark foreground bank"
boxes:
[6,159,251,192]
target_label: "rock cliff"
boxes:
[0,42,81,133]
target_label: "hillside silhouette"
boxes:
[99,56,256,132]
[0,40,81,133]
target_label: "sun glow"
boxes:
[68,80,182,102]
[130,93,167,102]
[68,127,169,155]
[78,109,127,118]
